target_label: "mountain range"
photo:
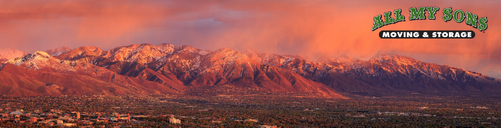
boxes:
[1,43,500,98]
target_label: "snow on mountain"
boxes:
[0,50,183,96]
[3,43,501,97]
[107,44,165,63]
[156,43,175,53]
[310,53,501,94]
[0,49,27,62]
[45,46,72,57]
[2,51,97,73]
[53,44,346,98]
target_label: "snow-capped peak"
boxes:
[174,45,199,53]
[34,51,52,58]
[208,47,250,64]
[45,46,72,57]
[6,51,51,66]
[372,53,418,66]
[0,48,27,61]
[156,43,176,53]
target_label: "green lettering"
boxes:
[372,15,384,31]
[394,9,405,22]
[426,7,439,20]
[465,11,478,28]
[478,17,488,31]
[453,9,465,23]
[384,11,395,25]
[409,7,426,20]
[443,8,453,22]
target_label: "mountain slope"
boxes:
[270,53,501,95]
[0,49,27,63]
[56,44,501,96]
[2,43,500,97]
[0,51,182,96]
[45,46,72,57]
[55,44,345,98]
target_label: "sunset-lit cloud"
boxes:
[0,0,500,77]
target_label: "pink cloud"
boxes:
[0,0,500,77]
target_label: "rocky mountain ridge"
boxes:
[1,43,500,97]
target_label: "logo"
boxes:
[372,7,487,39]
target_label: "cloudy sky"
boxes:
[0,0,500,78]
